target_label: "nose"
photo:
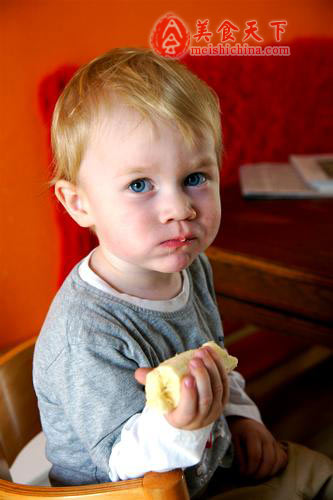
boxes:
[159,189,197,224]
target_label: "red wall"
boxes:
[0,0,332,349]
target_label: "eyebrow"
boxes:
[119,166,152,178]
[119,157,217,178]
[195,157,217,169]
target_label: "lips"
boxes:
[160,236,196,248]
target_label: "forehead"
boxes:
[91,103,155,150]
[78,102,217,184]
[104,103,212,145]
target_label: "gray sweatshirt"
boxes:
[33,253,250,496]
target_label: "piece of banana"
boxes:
[145,341,238,414]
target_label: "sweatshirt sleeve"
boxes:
[224,371,262,423]
[109,406,213,481]
[48,339,147,478]
[48,336,213,481]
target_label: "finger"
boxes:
[254,439,276,479]
[189,357,213,419]
[194,348,223,411]
[204,346,230,407]
[270,442,288,476]
[134,367,153,385]
[232,435,246,475]
[256,439,288,479]
[243,433,263,477]
[166,375,198,428]
[264,441,282,478]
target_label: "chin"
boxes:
[158,251,198,273]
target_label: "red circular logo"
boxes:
[150,13,190,58]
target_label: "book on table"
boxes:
[289,154,333,193]
[239,154,333,199]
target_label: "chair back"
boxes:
[0,338,189,499]
[0,337,41,471]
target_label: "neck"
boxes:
[89,247,183,300]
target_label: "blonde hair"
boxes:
[51,47,222,184]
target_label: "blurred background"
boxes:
[1,0,332,350]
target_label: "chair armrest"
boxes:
[0,443,11,482]
[0,469,190,499]
[143,469,190,499]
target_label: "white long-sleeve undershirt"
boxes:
[109,370,262,481]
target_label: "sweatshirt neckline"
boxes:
[77,249,190,313]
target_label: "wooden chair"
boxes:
[0,338,190,499]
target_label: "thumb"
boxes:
[134,367,153,385]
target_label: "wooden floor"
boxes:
[253,355,333,459]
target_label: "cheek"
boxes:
[204,207,221,236]
[122,202,155,229]
[99,201,155,245]
[198,189,221,224]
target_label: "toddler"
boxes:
[33,47,332,499]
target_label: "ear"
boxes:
[54,180,94,228]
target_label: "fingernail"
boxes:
[190,359,200,369]
[184,376,195,388]
[195,349,207,360]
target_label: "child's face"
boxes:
[76,103,221,276]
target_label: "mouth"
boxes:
[160,237,196,248]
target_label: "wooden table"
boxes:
[207,182,333,348]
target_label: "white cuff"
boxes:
[224,402,262,423]
[109,406,213,481]
[224,371,262,424]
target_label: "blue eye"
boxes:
[129,179,152,193]
[185,172,207,187]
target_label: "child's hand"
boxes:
[227,416,288,480]
[135,347,229,431]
